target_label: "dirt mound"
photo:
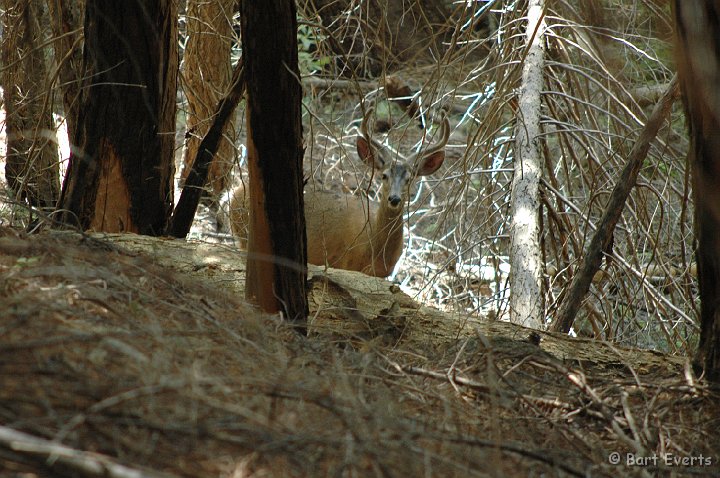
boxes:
[0,227,717,477]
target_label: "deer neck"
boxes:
[369,198,405,271]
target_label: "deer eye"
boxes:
[381,173,389,180]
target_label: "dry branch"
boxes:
[552,76,679,333]
[0,425,177,478]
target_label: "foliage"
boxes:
[297,22,331,75]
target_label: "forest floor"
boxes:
[0,228,718,477]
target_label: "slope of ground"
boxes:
[0,227,718,477]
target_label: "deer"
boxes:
[228,106,450,278]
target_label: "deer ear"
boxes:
[356,136,385,170]
[416,150,445,176]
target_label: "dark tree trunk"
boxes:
[674,0,720,381]
[240,0,308,328]
[1,0,60,209]
[45,0,85,141]
[168,59,245,238]
[58,0,177,234]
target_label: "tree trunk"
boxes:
[240,0,308,328]
[181,0,237,202]
[168,60,245,238]
[509,0,545,329]
[674,1,720,381]
[45,0,84,140]
[58,0,177,235]
[0,0,60,209]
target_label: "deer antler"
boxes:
[360,105,386,153]
[422,111,450,158]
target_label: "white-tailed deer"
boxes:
[229,107,450,277]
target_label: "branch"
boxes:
[551,75,679,333]
[167,57,246,238]
[0,425,177,478]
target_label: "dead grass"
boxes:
[0,226,718,477]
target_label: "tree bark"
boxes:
[58,0,177,234]
[181,0,237,202]
[0,0,60,209]
[674,1,720,381]
[45,0,84,140]
[168,60,245,238]
[241,0,308,328]
[509,0,545,329]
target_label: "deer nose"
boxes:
[388,195,402,207]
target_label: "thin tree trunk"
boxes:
[58,0,177,234]
[674,1,720,381]
[509,0,545,329]
[181,0,237,202]
[1,0,60,209]
[168,60,245,238]
[241,0,308,329]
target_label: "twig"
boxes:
[0,425,178,478]
[552,76,679,333]
[547,363,648,456]
[399,364,491,393]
